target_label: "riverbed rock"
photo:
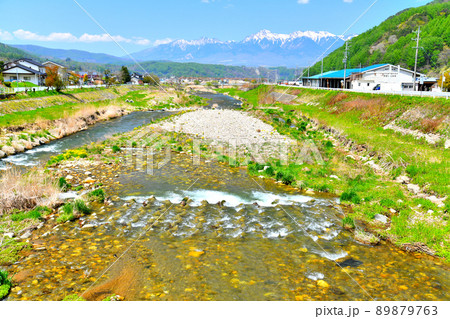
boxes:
[20,231,32,239]
[374,214,389,224]
[317,280,330,288]
[407,184,421,194]
[83,177,96,184]
[12,142,25,153]
[23,140,33,150]
[0,150,5,158]
[395,175,411,184]
[4,232,14,238]
[2,145,16,155]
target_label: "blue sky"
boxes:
[0,0,431,56]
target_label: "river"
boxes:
[3,93,449,301]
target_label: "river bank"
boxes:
[217,85,450,260]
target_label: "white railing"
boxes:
[278,84,450,99]
[8,84,108,93]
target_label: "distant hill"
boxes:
[11,44,129,65]
[0,42,297,79]
[0,42,39,62]
[309,0,450,76]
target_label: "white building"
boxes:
[350,64,426,92]
[2,58,47,85]
[43,61,68,82]
[303,64,435,92]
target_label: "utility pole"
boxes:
[442,70,446,92]
[343,41,350,89]
[412,26,421,92]
[321,58,324,88]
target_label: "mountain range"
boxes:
[130,30,352,67]
[10,30,352,68]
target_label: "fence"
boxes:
[7,84,108,93]
[279,84,450,99]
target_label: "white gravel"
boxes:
[156,109,295,146]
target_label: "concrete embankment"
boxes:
[0,106,127,160]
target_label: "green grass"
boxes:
[0,269,12,300]
[58,177,71,191]
[0,98,110,128]
[9,206,50,222]
[74,199,91,214]
[10,81,37,88]
[47,149,88,166]
[63,294,86,301]
[57,200,91,223]
[57,203,75,223]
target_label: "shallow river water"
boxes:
[3,94,449,301]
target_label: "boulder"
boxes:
[374,214,388,224]
[0,150,5,158]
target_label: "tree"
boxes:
[438,70,450,91]
[103,69,112,87]
[120,66,131,84]
[45,65,65,92]
[143,73,160,86]
[83,74,88,84]
[69,72,80,86]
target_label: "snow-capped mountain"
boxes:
[131,30,352,67]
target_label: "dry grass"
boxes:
[258,88,276,105]
[421,118,444,133]
[328,93,349,106]
[0,168,59,214]
[334,97,387,119]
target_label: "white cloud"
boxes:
[0,29,13,41]
[10,29,150,45]
[153,38,174,46]
[297,0,352,3]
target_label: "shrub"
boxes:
[265,166,275,176]
[342,216,355,229]
[281,174,295,185]
[340,190,361,204]
[57,203,75,223]
[112,145,121,153]
[58,177,71,191]
[323,141,334,148]
[275,171,284,181]
[247,162,265,174]
[297,121,308,132]
[131,141,138,148]
[88,189,105,203]
[74,199,91,214]
[0,269,12,300]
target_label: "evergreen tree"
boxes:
[120,66,131,84]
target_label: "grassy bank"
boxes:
[217,86,450,260]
